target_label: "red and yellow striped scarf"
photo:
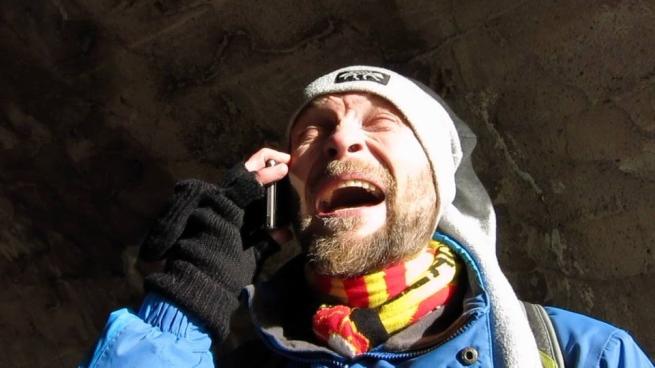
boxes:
[308,240,461,357]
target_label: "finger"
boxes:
[244,148,290,172]
[253,162,288,186]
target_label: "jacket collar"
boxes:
[245,233,489,360]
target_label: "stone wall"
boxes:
[0,0,653,366]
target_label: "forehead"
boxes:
[303,92,401,115]
[290,92,407,134]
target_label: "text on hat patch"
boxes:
[335,70,390,85]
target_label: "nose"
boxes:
[324,118,365,159]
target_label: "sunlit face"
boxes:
[288,93,437,277]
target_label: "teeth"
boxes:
[319,179,381,208]
[336,180,377,194]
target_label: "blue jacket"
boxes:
[82,235,652,367]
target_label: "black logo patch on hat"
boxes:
[335,70,390,85]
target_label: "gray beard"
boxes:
[293,161,437,277]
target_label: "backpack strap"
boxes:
[521,301,566,368]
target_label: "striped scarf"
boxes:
[308,240,461,357]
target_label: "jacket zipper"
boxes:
[275,312,480,367]
[359,310,480,362]
[259,331,350,368]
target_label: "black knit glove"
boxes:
[140,164,276,342]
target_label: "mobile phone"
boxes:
[265,159,277,229]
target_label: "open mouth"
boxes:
[316,179,385,214]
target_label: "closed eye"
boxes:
[291,107,338,149]
[291,121,332,149]
[364,114,400,132]
[295,125,321,144]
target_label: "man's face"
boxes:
[288,93,437,277]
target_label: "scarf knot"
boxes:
[310,240,461,357]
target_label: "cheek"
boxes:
[288,141,323,184]
[288,152,313,213]
[288,170,304,198]
[397,132,430,167]
[288,171,310,216]
[380,135,431,193]
[289,149,310,182]
[375,133,428,172]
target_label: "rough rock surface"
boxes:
[0,0,653,366]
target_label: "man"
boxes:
[82,66,652,367]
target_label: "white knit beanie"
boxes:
[289,65,543,367]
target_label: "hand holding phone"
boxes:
[243,147,292,234]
